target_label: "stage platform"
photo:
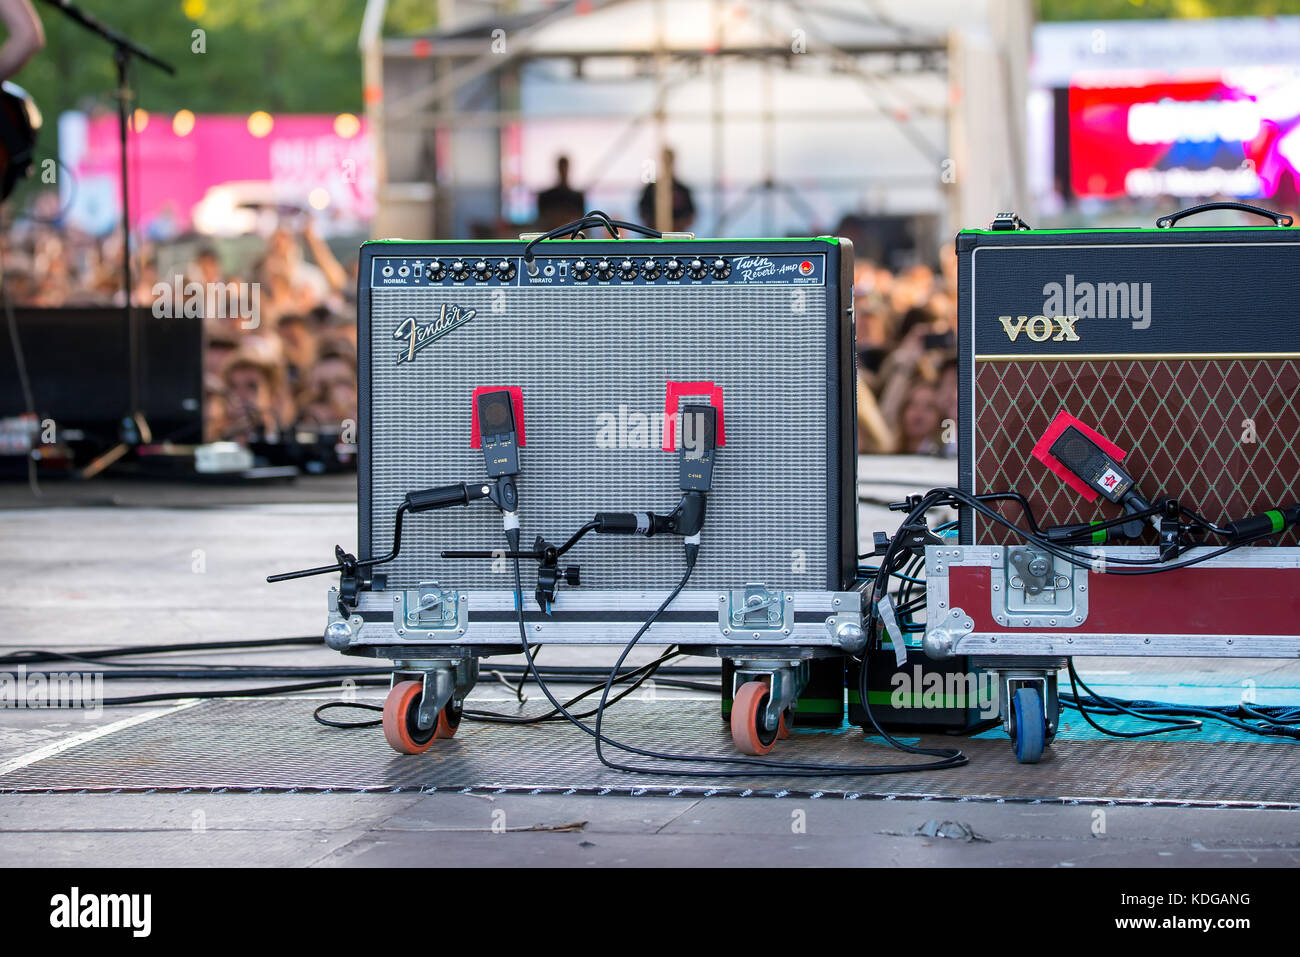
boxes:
[2,694,1298,808]
[1,457,1297,867]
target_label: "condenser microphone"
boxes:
[678,404,717,492]
[594,404,718,539]
[1034,412,1154,540]
[477,389,520,477]
[474,389,521,515]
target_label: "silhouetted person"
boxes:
[638,149,696,232]
[536,155,586,230]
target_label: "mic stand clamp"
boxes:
[439,534,581,612]
[1158,498,1186,561]
[532,535,581,611]
[488,474,518,513]
[333,545,364,610]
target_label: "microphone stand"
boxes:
[38,0,175,476]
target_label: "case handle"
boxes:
[1156,201,1293,229]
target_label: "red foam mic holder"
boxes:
[661,380,726,452]
[1031,410,1126,503]
[469,386,526,448]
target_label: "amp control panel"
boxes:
[371,253,826,288]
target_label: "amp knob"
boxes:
[571,259,593,280]
[640,258,661,280]
[664,258,685,280]
[595,259,615,281]
[425,260,447,281]
[617,258,638,281]
[472,260,492,282]
[687,258,708,280]
[711,257,731,280]
[495,259,517,281]
[449,259,470,281]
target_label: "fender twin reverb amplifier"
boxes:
[302,234,865,753]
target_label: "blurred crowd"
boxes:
[852,251,959,458]
[2,205,361,445]
[197,225,360,444]
[5,155,959,457]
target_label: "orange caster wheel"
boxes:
[731,681,785,755]
[383,680,457,754]
[778,708,793,740]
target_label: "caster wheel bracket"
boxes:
[731,659,809,735]
[392,658,479,732]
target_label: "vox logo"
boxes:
[997,314,1082,343]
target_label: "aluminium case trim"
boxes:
[339,588,862,647]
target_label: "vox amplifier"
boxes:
[956,208,1300,545]
[929,205,1300,763]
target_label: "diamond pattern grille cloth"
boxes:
[974,358,1300,543]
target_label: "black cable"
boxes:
[0,638,722,681]
[1064,659,1201,738]
[1063,660,1300,740]
[313,701,384,728]
[498,532,970,776]
[852,641,970,767]
[511,644,537,700]
[466,649,683,724]
[30,663,713,716]
[862,489,1289,750]
[311,649,694,730]
[92,677,390,707]
[0,635,323,667]
[521,210,663,269]
[918,487,1270,574]
[867,487,1275,667]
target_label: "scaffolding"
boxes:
[361,0,1030,249]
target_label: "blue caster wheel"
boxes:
[1011,687,1046,764]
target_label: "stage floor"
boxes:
[3,695,1298,808]
[1,457,1297,866]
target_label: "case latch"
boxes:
[992,547,1088,627]
[396,581,462,632]
[720,583,792,636]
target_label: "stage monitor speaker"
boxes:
[0,307,203,445]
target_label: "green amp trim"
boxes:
[364,236,841,247]
[848,690,980,708]
[959,225,1295,237]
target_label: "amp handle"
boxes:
[1156,201,1293,229]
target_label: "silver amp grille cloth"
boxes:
[368,285,831,591]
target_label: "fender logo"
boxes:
[997,314,1081,343]
[394,304,477,363]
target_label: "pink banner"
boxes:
[66,111,374,236]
